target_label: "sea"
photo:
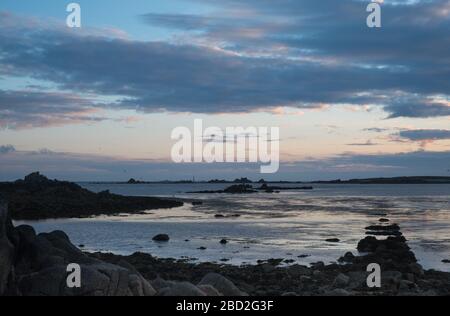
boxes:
[15,183,450,272]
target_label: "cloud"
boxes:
[399,129,450,141]
[0,0,449,130]
[0,89,110,129]
[384,96,450,118]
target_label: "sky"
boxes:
[0,0,449,181]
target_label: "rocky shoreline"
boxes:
[2,199,449,296]
[0,173,183,220]
[91,231,450,296]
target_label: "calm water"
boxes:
[16,183,450,272]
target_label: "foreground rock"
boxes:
[0,172,183,220]
[0,201,14,295]
[199,273,247,296]
[1,202,158,296]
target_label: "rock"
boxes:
[357,236,378,252]
[16,225,36,244]
[365,223,402,237]
[151,277,176,291]
[405,273,415,283]
[300,276,312,283]
[198,247,207,250]
[261,264,276,273]
[379,218,390,222]
[365,224,400,231]
[324,289,350,296]
[325,238,340,243]
[381,271,402,288]
[192,201,203,206]
[1,203,157,296]
[24,172,50,184]
[223,184,257,194]
[199,273,247,296]
[158,282,207,296]
[347,271,368,289]
[267,258,283,266]
[17,257,156,296]
[338,252,355,263]
[152,234,170,242]
[197,284,223,296]
[399,280,416,291]
[408,263,424,276]
[2,173,183,220]
[442,259,450,264]
[0,202,15,295]
[311,262,325,269]
[333,274,350,288]
[220,239,228,245]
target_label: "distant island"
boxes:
[311,176,450,184]
[94,176,450,185]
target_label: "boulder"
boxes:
[333,274,350,288]
[158,282,207,296]
[199,273,247,296]
[0,202,15,295]
[150,277,176,291]
[324,289,351,296]
[0,203,156,296]
[197,284,223,296]
[381,271,402,288]
[288,265,312,277]
[408,263,424,276]
[338,252,355,263]
[152,234,170,242]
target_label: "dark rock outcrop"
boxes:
[0,202,156,296]
[188,184,257,194]
[0,202,15,295]
[0,172,183,220]
[152,234,170,242]
[199,273,247,296]
[257,183,313,191]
